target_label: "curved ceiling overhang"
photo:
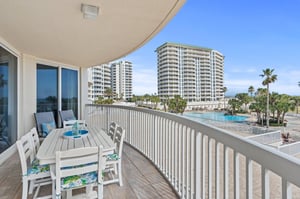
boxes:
[0,0,185,67]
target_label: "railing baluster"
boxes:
[190,130,195,199]
[262,167,270,199]
[216,142,220,199]
[169,120,171,176]
[234,151,240,199]
[174,122,178,189]
[246,158,253,199]
[171,122,175,186]
[178,124,182,195]
[224,146,229,199]
[162,118,165,172]
[195,133,202,199]
[282,178,292,199]
[186,127,190,199]
[202,136,206,199]
[181,125,186,198]
[208,138,213,199]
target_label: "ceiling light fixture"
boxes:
[81,4,99,19]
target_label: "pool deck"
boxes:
[184,112,300,139]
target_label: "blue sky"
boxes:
[124,0,300,96]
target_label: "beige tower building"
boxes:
[111,61,133,100]
[156,42,224,102]
[88,64,111,101]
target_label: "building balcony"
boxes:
[2,105,300,199]
[0,142,178,199]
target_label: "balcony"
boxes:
[2,105,300,199]
[0,143,177,199]
[83,105,300,199]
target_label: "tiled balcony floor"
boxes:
[0,144,178,199]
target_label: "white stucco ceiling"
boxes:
[0,0,185,67]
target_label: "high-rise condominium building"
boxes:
[88,64,111,101]
[111,61,133,100]
[156,42,224,102]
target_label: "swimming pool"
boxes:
[183,112,248,122]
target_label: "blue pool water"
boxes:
[183,112,248,122]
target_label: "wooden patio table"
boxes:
[37,126,115,165]
[36,126,115,198]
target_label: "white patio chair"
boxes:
[107,121,117,141]
[34,111,57,138]
[103,126,125,186]
[16,133,52,199]
[28,127,40,155]
[52,146,105,199]
[58,109,76,123]
[63,119,86,128]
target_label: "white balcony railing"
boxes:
[85,104,300,199]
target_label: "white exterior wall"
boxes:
[22,54,37,133]
[0,37,86,164]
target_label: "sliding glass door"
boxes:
[62,68,78,118]
[37,65,78,126]
[0,47,17,154]
[36,64,58,121]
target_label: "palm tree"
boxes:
[103,88,115,99]
[222,87,227,110]
[167,95,187,114]
[248,86,254,97]
[260,68,277,128]
[293,96,300,114]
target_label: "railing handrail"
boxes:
[85,104,300,198]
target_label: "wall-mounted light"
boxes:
[81,4,99,19]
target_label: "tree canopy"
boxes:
[167,95,187,114]
[260,68,277,128]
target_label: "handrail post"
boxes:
[154,115,158,165]
[195,132,202,199]
[127,110,131,143]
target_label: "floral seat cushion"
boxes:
[106,153,119,161]
[27,160,50,175]
[61,171,98,190]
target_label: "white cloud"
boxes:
[224,68,300,96]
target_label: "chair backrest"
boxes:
[107,122,117,141]
[63,120,86,128]
[34,111,56,137]
[55,146,105,194]
[114,126,125,159]
[16,134,35,176]
[59,110,76,123]
[28,127,40,155]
